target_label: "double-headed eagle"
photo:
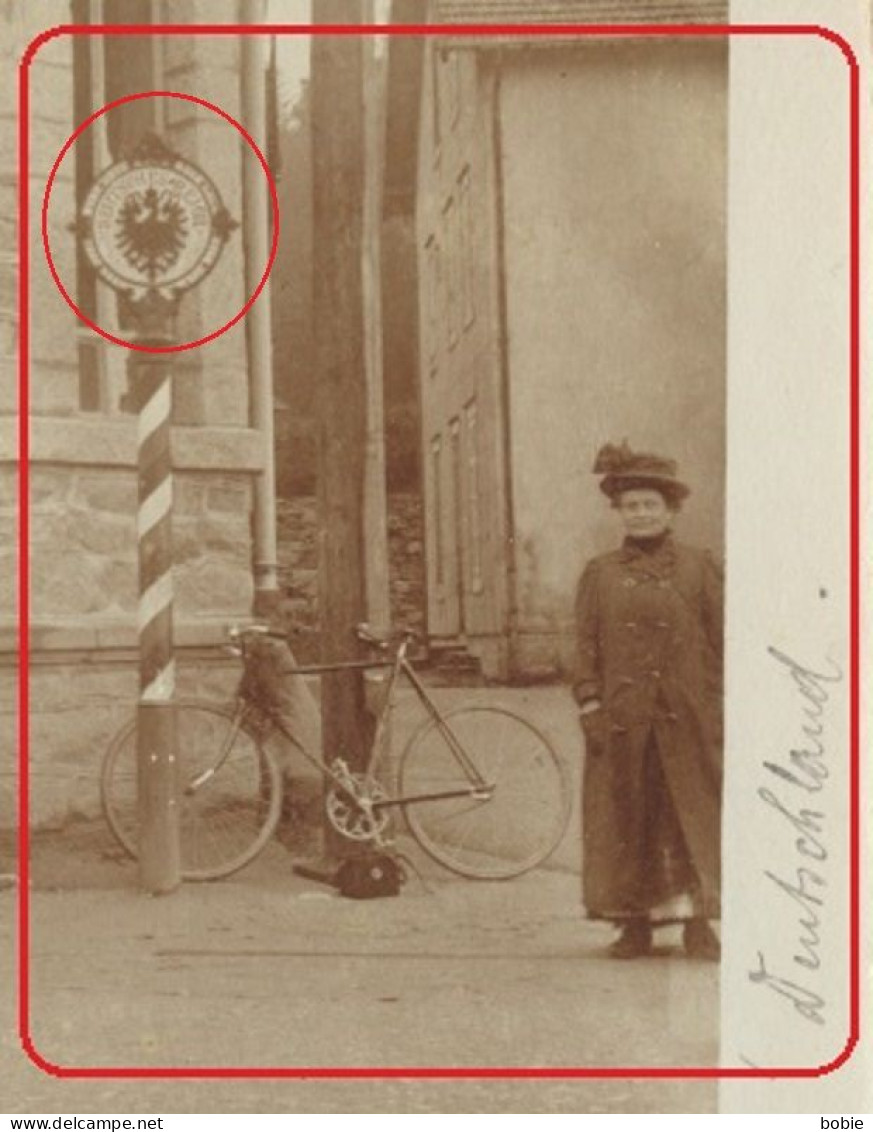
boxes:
[115,187,188,278]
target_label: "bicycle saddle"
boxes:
[356,623,418,648]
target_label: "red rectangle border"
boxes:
[16,19,861,1081]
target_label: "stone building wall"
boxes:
[24,466,254,628]
[0,487,424,827]
[0,5,268,829]
[275,492,425,662]
[8,654,243,830]
[0,6,421,829]
[1,432,261,828]
[386,493,426,640]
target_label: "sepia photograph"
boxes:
[0,0,865,1119]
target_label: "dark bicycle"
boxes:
[100,624,571,882]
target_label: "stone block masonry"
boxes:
[0,457,258,829]
[2,7,428,837]
[0,653,243,829]
[20,466,255,623]
[275,492,425,662]
[387,492,426,639]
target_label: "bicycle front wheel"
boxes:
[398,705,571,880]
[101,699,282,881]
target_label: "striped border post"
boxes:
[74,129,238,895]
[132,347,181,895]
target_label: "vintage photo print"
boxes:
[1,0,868,1117]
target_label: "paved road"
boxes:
[4,682,719,1114]
[4,837,719,1114]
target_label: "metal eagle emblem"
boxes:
[77,131,237,304]
[115,186,188,278]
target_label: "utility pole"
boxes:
[310,4,372,861]
[239,1,281,615]
[361,9,391,638]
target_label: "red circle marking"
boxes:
[42,90,280,354]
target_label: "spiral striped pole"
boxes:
[133,346,181,895]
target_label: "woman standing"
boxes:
[573,442,723,960]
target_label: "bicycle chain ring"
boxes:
[325,761,390,842]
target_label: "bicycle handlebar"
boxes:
[225,622,420,658]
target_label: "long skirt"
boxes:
[582,729,700,921]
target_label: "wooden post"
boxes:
[311,6,371,861]
[240,5,281,615]
[361,19,393,784]
[361,4,391,635]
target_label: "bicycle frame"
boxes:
[102,627,570,881]
[248,635,493,812]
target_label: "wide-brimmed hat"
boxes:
[593,441,690,502]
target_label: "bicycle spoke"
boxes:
[400,706,569,879]
[415,797,490,826]
[101,700,282,880]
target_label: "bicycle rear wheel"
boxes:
[101,699,282,881]
[398,705,570,879]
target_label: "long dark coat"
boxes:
[573,535,723,920]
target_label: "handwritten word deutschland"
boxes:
[748,646,842,1027]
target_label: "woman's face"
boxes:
[617,488,673,539]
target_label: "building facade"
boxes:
[1,1,275,825]
[414,0,729,679]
